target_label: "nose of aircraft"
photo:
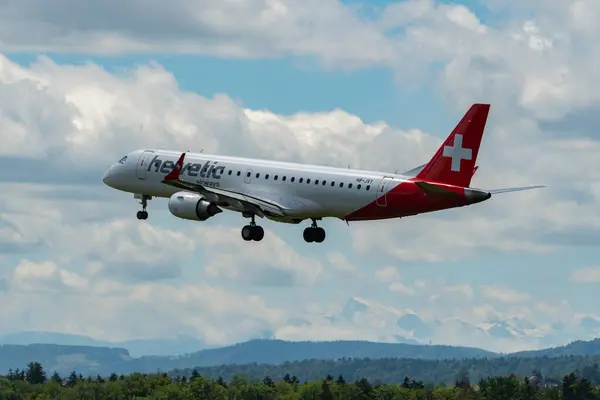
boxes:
[102,167,114,187]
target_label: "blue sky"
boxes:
[1,0,600,352]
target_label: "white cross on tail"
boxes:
[442,134,472,172]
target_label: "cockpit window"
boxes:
[118,156,127,164]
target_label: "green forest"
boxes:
[2,361,600,399]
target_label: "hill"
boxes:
[4,336,600,378]
[511,338,600,358]
[0,331,207,358]
[0,339,496,376]
[0,344,132,376]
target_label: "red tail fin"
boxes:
[416,103,490,188]
[164,152,185,181]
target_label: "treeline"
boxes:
[2,362,600,399]
[169,355,600,386]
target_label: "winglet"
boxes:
[164,152,185,181]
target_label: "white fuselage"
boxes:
[103,149,408,222]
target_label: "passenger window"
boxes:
[366,185,370,190]
[291,177,295,182]
[339,182,344,187]
[357,184,361,189]
[256,173,260,178]
[228,170,232,175]
[307,179,311,184]
[331,181,335,187]
[274,175,278,180]
[265,174,269,179]
[299,178,303,183]
[237,171,241,176]
[349,183,353,188]
[246,172,251,177]
[315,180,319,185]
[282,176,287,181]
[322,180,326,186]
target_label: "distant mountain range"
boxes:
[2,336,600,377]
[3,295,600,377]
[330,297,600,353]
[0,339,490,376]
[3,295,598,358]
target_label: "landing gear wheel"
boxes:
[303,228,314,243]
[241,214,264,242]
[253,226,264,241]
[136,211,148,220]
[241,225,264,241]
[303,219,326,243]
[241,225,254,241]
[314,227,325,243]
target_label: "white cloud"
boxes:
[375,267,415,295]
[0,0,393,68]
[199,226,324,287]
[375,267,400,282]
[480,285,532,304]
[12,259,88,293]
[570,267,600,283]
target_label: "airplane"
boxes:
[102,103,544,243]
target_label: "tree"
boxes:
[321,379,334,400]
[190,368,200,381]
[66,371,78,388]
[50,372,62,384]
[355,377,373,396]
[216,376,227,387]
[401,376,411,388]
[336,375,346,385]
[455,366,470,388]
[262,375,275,387]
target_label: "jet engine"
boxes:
[168,191,222,221]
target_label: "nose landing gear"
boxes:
[135,194,151,220]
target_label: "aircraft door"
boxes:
[244,168,253,184]
[136,150,155,180]
[375,176,394,207]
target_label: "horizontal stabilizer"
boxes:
[414,181,461,197]
[487,185,545,194]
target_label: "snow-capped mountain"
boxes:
[312,297,599,353]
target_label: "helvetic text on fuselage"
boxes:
[146,155,224,187]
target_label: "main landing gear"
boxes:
[135,194,151,220]
[241,214,264,242]
[303,219,326,243]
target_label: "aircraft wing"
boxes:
[161,153,288,218]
